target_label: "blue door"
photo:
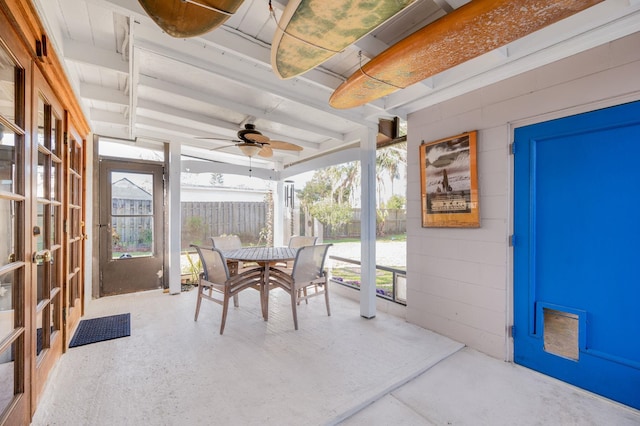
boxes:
[513,100,640,409]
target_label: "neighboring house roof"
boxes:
[112,178,152,200]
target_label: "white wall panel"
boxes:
[406,31,640,360]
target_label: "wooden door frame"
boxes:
[31,65,65,409]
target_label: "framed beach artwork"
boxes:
[419,131,479,228]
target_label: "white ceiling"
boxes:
[33,0,640,177]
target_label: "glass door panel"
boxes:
[0,46,16,120]
[35,202,46,304]
[36,152,45,199]
[110,171,154,258]
[51,163,58,201]
[0,129,16,192]
[0,270,16,342]
[0,199,16,269]
[0,342,17,414]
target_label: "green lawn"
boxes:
[324,234,406,244]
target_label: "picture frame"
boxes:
[419,131,479,228]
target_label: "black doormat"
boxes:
[69,313,131,348]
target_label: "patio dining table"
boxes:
[223,246,297,321]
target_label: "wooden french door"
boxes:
[64,125,85,346]
[0,25,31,425]
[1,3,88,422]
[31,67,65,406]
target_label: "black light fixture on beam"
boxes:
[36,35,48,60]
[377,116,400,147]
[284,180,294,209]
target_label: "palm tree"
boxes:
[376,142,407,205]
[299,142,407,236]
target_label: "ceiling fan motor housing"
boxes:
[237,123,267,143]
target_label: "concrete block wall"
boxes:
[405,31,640,360]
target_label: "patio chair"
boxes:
[211,235,244,274]
[283,235,319,299]
[268,244,332,330]
[191,245,263,334]
[210,235,242,251]
[276,235,318,269]
[288,235,318,249]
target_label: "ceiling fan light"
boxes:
[238,143,262,157]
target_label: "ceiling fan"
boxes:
[199,124,303,158]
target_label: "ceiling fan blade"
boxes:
[209,145,234,152]
[258,145,273,158]
[195,137,239,143]
[268,140,303,151]
[244,133,269,143]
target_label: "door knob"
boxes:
[33,250,52,265]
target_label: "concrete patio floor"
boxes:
[31,287,640,425]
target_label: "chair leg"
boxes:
[324,283,331,316]
[296,288,308,305]
[291,286,299,330]
[233,294,239,307]
[220,292,230,335]
[194,286,203,321]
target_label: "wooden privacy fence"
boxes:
[323,208,406,238]
[180,203,404,248]
[377,208,406,235]
[111,198,153,253]
[182,201,267,248]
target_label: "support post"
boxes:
[360,125,377,318]
[273,180,285,247]
[167,141,182,295]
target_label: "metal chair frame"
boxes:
[192,245,262,334]
[268,244,332,330]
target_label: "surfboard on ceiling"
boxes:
[138,0,244,38]
[271,0,417,80]
[329,0,603,109]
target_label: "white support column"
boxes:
[85,134,96,305]
[168,141,182,295]
[273,180,285,247]
[360,125,377,318]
